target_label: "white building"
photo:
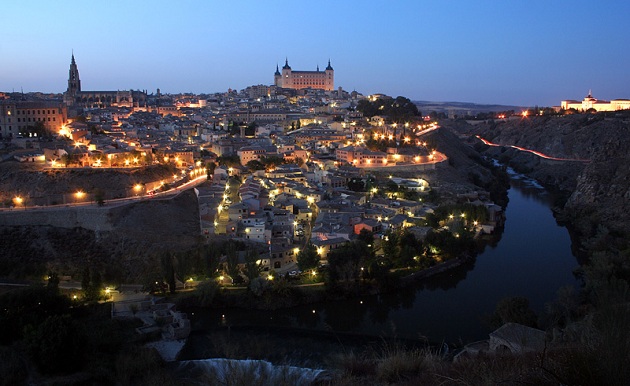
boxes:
[561,91,630,112]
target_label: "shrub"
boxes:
[0,346,28,386]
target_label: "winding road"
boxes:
[475,135,590,163]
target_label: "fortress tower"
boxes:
[274,58,334,91]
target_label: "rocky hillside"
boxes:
[0,162,202,282]
[370,127,509,206]
[0,162,179,205]
[447,111,630,246]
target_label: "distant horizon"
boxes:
[2,1,629,107]
[5,83,618,110]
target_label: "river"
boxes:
[182,174,580,361]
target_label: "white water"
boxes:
[177,358,325,385]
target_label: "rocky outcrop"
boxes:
[0,190,200,282]
[450,111,630,245]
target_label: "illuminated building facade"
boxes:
[274,59,334,91]
[0,100,67,139]
[561,91,630,112]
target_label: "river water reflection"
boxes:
[190,176,580,346]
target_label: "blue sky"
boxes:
[1,0,629,106]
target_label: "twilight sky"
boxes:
[1,0,629,106]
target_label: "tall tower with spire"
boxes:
[274,63,281,87]
[64,53,81,106]
[324,59,334,91]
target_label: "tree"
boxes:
[24,315,84,374]
[327,241,371,285]
[382,229,400,259]
[244,249,263,281]
[357,229,374,247]
[203,243,221,277]
[261,155,285,170]
[225,243,241,280]
[206,161,217,178]
[195,280,219,307]
[94,189,105,207]
[81,266,90,294]
[82,267,103,301]
[216,154,241,168]
[160,252,176,294]
[47,271,59,293]
[491,296,538,328]
[246,160,265,171]
[347,177,365,192]
[297,242,319,272]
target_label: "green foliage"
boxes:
[490,296,538,328]
[0,346,28,386]
[382,229,423,268]
[357,229,375,247]
[260,155,286,169]
[426,203,489,228]
[0,285,71,345]
[246,160,265,171]
[203,243,222,277]
[356,96,420,123]
[216,154,241,168]
[327,241,371,285]
[225,242,241,280]
[94,188,105,206]
[24,314,84,374]
[160,252,176,294]
[244,249,263,281]
[206,161,217,177]
[347,177,365,191]
[424,228,475,260]
[578,251,630,307]
[46,270,59,293]
[297,242,319,272]
[194,280,220,307]
[115,345,168,386]
[249,277,271,297]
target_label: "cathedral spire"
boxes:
[275,63,280,76]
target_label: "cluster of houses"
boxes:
[4,86,504,270]
[194,144,504,274]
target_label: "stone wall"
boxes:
[0,206,114,232]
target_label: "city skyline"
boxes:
[2,0,629,106]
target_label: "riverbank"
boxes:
[179,181,580,354]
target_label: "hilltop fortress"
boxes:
[274,59,334,91]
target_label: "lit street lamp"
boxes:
[14,196,24,210]
[75,191,85,202]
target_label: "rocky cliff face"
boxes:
[448,111,630,243]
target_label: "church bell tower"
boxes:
[64,53,81,106]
